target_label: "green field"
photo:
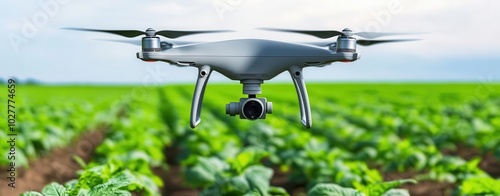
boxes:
[2,83,500,196]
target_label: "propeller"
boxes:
[258,27,344,39]
[268,27,424,47]
[258,27,424,39]
[356,39,420,46]
[63,27,232,38]
[94,39,201,46]
[299,38,420,47]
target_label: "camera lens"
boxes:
[243,100,263,120]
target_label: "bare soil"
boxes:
[383,170,455,196]
[158,146,199,196]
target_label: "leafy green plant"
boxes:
[460,177,500,195]
[0,101,108,167]
[200,165,288,196]
[22,182,67,196]
[418,156,487,183]
[21,94,165,196]
[22,162,153,196]
[354,179,416,196]
[308,179,415,196]
[307,183,363,196]
[12,84,500,196]
[183,148,288,196]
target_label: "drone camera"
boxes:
[226,98,272,120]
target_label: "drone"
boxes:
[65,27,419,128]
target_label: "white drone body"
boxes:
[66,27,418,128]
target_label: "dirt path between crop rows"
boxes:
[0,129,105,196]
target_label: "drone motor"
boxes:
[141,28,161,52]
[336,28,357,53]
[142,37,161,52]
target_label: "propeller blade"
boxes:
[95,39,202,46]
[354,32,426,39]
[259,27,426,39]
[357,39,420,46]
[258,27,344,39]
[156,30,232,39]
[64,28,233,38]
[63,28,145,38]
[94,39,141,46]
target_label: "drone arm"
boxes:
[190,65,212,128]
[288,66,312,128]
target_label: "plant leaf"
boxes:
[268,186,290,196]
[184,164,217,187]
[185,157,228,187]
[244,165,273,195]
[381,189,411,196]
[461,177,500,194]
[358,179,416,196]
[21,192,44,196]
[307,183,364,196]
[88,171,140,195]
[41,182,67,196]
[226,175,252,194]
[229,148,268,174]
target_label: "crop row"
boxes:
[6,84,500,195]
[163,84,500,195]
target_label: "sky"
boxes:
[1,0,500,84]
